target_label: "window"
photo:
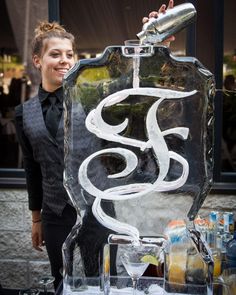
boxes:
[221,1,236,173]
[212,0,236,190]
[0,0,47,187]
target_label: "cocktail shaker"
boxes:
[137,3,196,44]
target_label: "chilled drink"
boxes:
[122,261,149,279]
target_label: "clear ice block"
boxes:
[62,44,215,293]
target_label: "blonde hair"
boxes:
[32,21,75,57]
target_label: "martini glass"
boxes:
[39,276,55,294]
[119,244,159,295]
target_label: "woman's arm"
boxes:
[15,104,44,251]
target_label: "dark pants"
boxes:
[42,204,77,290]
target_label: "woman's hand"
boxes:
[31,210,44,251]
[32,221,44,251]
[142,0,175,46]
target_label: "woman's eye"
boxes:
[51,53,59,58]
[67,54,73,59]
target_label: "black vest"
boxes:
[23,95,68,216]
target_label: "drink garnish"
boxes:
[141,255,159,266]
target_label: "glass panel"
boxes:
[221,0,236,172]
[0,54,30,168]
[0,1,47,173]
[0,0,25,168]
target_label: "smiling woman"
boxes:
[32,37,75,92]
[13,21,77,290]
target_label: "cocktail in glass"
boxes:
[119,244,159,294]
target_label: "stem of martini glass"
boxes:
[132,277,138,295]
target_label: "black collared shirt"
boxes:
[15,86,63,211]
[39,85,63,126]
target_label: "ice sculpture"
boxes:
[62,43,215,293]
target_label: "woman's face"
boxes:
[33,37,75,92]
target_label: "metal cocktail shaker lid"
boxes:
[137,3,196,44]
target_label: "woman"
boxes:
[15,22,77,289]
[15,1,174,290]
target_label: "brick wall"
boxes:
[0,189,50,290]
[0,188,235,290]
